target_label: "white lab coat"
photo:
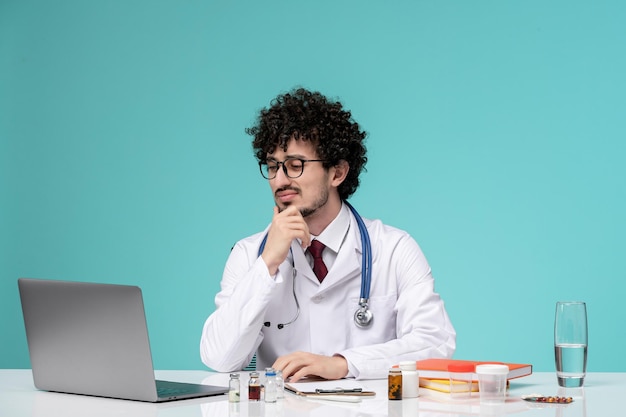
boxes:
[200,211,456,380]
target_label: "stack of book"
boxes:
[415,359,533,394]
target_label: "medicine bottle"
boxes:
[248,371,261,401]
[399,361,419,398]
[388,367,402,400]
[275,369,285,399]
[228,373,240,402]
[264,369,277,403]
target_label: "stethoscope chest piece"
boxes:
[354,299,373,328]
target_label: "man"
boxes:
[200,88,455,381]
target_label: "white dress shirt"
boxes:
[305,202,351,272]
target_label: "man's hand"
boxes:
[272,351,349,382]
[261,206,310,275]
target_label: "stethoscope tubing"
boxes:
[258,202,373,328]
[345,201,372,301]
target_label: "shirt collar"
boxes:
[311,202,350,254]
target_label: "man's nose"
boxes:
[272,163,291,184]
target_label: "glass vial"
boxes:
[388,367,403,400]
[275,369,285,399]
[228,373,240,402]
[399,361,419,398]
[264,369,277,403]
[261,367,273,401]
[248,371,261,401]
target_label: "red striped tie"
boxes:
[308,240,328,282]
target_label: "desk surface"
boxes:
[1,369,622,416]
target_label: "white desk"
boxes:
[1,369,622,416]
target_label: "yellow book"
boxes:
[419,378,479,394]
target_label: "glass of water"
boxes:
[554,301,588,387]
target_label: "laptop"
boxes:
[18,278,228,402]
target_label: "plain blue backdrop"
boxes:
[1,0,624,372]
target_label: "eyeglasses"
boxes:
[259,157,326,180]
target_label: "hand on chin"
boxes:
[276,201,298,213]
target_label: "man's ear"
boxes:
[330,160,349,187]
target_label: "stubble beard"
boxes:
[299,186,329,218]
[276,186,329,218]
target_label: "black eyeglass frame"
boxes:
[259,157,327,180]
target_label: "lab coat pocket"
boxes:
[347,294,397,345]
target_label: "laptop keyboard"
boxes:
[156,380,195,397]
[157,387,191,397]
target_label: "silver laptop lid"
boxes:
[18,278,161,402]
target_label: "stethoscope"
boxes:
[258,201,373,329]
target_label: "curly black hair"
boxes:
[246,88,368,200]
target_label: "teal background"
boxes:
[1,1,624,372]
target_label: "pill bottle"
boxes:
[399,361,419,398]
[388,367,403,400]
[228,373,240,402]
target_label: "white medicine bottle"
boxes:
[399,360,419,398]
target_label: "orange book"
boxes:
[416,358,532,380]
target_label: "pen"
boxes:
[310,395,362,403]
[315,388,363,394]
